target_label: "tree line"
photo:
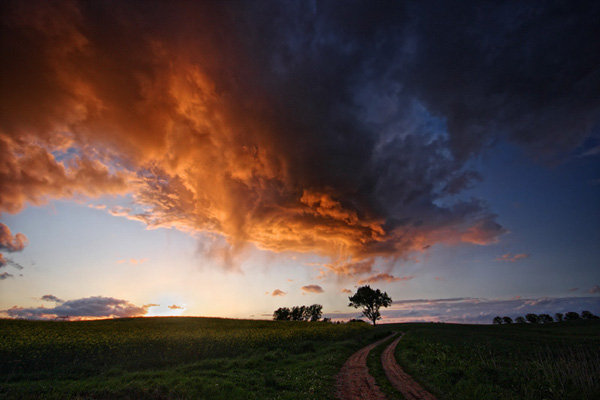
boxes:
[273,304,324,321]
[493,310,599,324]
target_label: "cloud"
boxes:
[168,304,184,310]
[0,223,27,252]
[568,288,579,292]
[271,289,286,297]
[40,294,63,303]
[341,288,352,294]
[358,273,414,285]
[301,285,324,294]
[327,296,600,324]
[590,285,600,294]
[1,2,597,272]
[116,258,148,265]
[3,296,151,320]
[496,253,529,262]
[0,272,13,280]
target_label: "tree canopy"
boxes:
[348,285,392,326]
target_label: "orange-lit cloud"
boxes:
[301,285,324,294]
[0,2,513,276]
[0,223,27,252]
[341,288,352,294]
[271,289,286,297]
[496,253,529,262]
[168,304,184,310]
[358,273,414,285]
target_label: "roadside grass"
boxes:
[392,320,600,400]
[0,317,374,399]
[366,331,404,400]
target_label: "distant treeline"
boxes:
[493,310,599,324]
[273,304,325,321]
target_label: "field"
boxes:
[1,317,599,399]
[0,317,373,399]
[374,320,600,400]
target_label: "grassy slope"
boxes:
[389,321,600,400]
[0,317,374,399]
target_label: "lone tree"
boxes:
[348,285,392,326]
[493,316,502,324]
[502,316,513,324]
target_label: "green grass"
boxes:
[391,320,600,400]
[3,317,598,399]
[0,317,373,399]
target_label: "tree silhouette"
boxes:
[291,305,306,321]
[306,304,323,322]
[565,311,580,320]
[538,314,553,323]
[581,310,598,320]
[348,285,392,326]
[502,316,513,324]
[493,316,502,324]
[515,316,526,324]
[525,313,539,323]
[555,313,564,322]
[273,307,291,320]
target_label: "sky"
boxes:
[1,1,599,323]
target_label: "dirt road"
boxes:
[380,334,438,400]
[335,333,395,400]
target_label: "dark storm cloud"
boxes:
[4,296,150,320]
[1,1,598,271]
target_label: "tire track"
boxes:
[381,334,438,400]
[335,333,396,400]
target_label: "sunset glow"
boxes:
[1,1,599,323]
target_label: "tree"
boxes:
[525,313,539,323]
[291,305,306,321]
[348,285,392,326]
[502,316,513,324]
[306,304,323,322]
[581,310,598,320]
[493,316,502,325]
[515,316,526,324]
[565,311,580,321]
[273,307,291,321]
[555,313,564,322]
[538,314,553,323]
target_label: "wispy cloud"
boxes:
[40,294,63,303]
[496,253,529,262]
[589,285,600,294]
[301,285,324,294]
[116,258,148,265]
[341,288,352,294]
[0,272,13,280]
[168,304,184,310]
[358,273,414,285]
[271,289,286,297]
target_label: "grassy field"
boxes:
[0,317,372,399]
[387,320,600,400]
[2,317,598,399]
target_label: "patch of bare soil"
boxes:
[381,334,438,400]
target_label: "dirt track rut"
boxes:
[335,333,395,400]
[381,334,438,400]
